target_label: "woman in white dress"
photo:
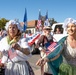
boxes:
[0,20,34,75]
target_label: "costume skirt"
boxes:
[5,61,34,75]
[58,63,76,75]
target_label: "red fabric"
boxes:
[8,49,17,59]
[28,34,40,46]
[37,20,41,29]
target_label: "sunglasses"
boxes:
[45,29,51,30]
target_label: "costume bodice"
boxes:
[63,40,76,66]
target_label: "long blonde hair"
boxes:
[7,29,22,42]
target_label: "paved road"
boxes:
[27,54,41,75]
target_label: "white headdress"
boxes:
[5,20,22,32]
[63,18,76,29]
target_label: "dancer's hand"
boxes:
[42,57,49,65]
[11,43,21,50]
[36,58,44,66]
[36,57,49,66]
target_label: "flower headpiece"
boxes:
[5,20,22,32]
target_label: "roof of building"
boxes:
[20,20,37,28]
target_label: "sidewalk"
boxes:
[28,54,41,75]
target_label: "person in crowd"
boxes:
[0,20,34,75]
[36,25,53,75]
[0,29,3,40]
[35,25,43,34]
[28,30,32,36]
[0,29,6,41]
[54,27,61,34]
[36,18,76,75]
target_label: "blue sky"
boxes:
[0,0,76,23]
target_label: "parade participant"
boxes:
[36,25,53,75]
[36,18,76,75]
[0,20,34,75]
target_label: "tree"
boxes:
[40,15,57,26]
[49,18,57,26]
[0,18,9,29]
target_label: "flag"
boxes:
[47,42,58,52]
[28,33,40,46]
[45,42,58,55]
[37,9,42,29]
[8,49,17,59]
[44,10,50,27]
[23,8,27,32]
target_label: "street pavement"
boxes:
[27,54,41,75]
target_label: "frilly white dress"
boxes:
[0,36,34,75]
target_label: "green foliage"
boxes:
[0,18,9,29]
[49,18,57,26]
[41,17,57,26]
